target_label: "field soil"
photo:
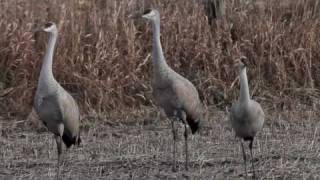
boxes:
[1,108,320,180]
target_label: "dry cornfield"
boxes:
[1,0,320,179]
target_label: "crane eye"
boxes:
[143,9,152,15]
[240,57,248,67]
[44,22,53,28]
[242,60,247,67]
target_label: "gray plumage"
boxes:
[230,57,264,178]
[33,22,81,179]
[142,9,203,171]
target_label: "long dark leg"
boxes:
[171,120,177,172]
[240,139,248,177]
[249,139,256,179]
[55,135,62,180]
[184,123,188,171]
[179,111,188,171]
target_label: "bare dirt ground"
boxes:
[1,108,320,180]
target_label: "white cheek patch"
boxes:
[43,24,55,32]
[148,10,156,17]
[142,10,156,18]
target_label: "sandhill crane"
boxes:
[33,22,81,179]
[230,57,265,178]
[141,9,203,171]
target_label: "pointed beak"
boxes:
[32,26,42,33]
[128,12,140,19]
[233,59,241,68]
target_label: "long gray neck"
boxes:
[38,32,58,92]
[239,67,250,105]
[151,18,168,74]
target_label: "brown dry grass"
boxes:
[0,0,320,117]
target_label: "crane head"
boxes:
[234,56,248,70]
[42,22,58,33]
[142,8,160,21]
[32,22,58,34]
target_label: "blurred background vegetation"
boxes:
[0,0,320,119]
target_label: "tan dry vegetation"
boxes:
[1,1,320,179]
[0,0,320,118]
